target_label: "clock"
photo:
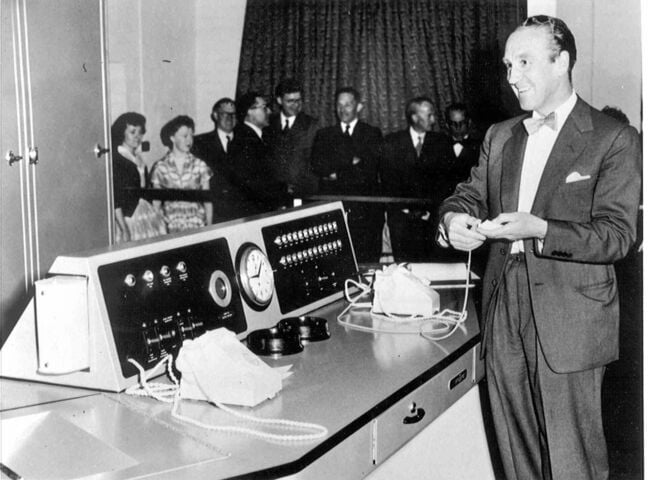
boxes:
[236,243,274,310]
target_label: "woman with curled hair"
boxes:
[150,115,213,233]
[111,111,152,242]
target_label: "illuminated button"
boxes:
[308,227,314,236]
[318,225,324,234]
[274,236,282,246]
[297,230,304,240]
[317,245,324,254]
[308,247,314,257]
[124,274,136,287]
[291,253,298,262]
[332,221,338,231]
[176,261,187,273]
[281,234,288,244]
[142,270,154,283]
[323,223,329,233]
[279,256,287,265]
[160,265,171,277]
[286,255,293,264]
[323,244,329,252]
[337,239,343,248]
[287,232,294,242]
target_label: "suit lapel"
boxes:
[500,120,528,212]
[531,98,592,214]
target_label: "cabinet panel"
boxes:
[26,0,110,276]
[0,0,109,346]
[1,0,30,344]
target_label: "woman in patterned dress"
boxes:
[150,115,213,233]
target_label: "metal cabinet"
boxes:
[0,0,111,345]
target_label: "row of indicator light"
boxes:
[123,261,188,287]
[278,240,343,265]
[273,222,339,246]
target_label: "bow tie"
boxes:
[523,112,557,135]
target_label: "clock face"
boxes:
[237,244,274,309]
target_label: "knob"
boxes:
[142,270,154,283]
[176,261,187,273]
[93,143,110,158]
[160,265,171,277]
[5,150,23,166]
[124,274,136,287]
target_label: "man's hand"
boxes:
[443,212,486,251]
[477,212,547,241]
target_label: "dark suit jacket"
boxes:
[228,123,291,215]
[192,129,258,222]
[443,134,481,194]
[439,97,641,372]
[381,129,454,203]
[264,112,319,195]
[112,150,149,217]
[311,121,382,195]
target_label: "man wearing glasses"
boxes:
[228,92,291,217]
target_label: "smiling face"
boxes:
[336,92,361,124]
[214,102,236,134]
[170,125,193,154]
[277,91,302,117]
[503,26,571,115]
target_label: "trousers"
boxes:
[485,254,608,480]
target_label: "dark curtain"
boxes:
[237,0,526,134]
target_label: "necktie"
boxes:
[415,136,423,157]
[283,119,290,132]
[523,112,557,135]
[226,135,232,152]
[344,124,351,136]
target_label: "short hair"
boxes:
[444,102,469,121]
[601,106,630,125]
[160,115,194,149]
[335,87,361,103]
[211,97,235,113]
[521,15,577,77]
[236,92,263,122]
[111,112,146,147]
[405,96,434,125]
[275,78,302,98]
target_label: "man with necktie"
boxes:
[225,92,291,217]
[381,96,453,261]
[265,78,319,196]
[193,98,254,222]
[311,87,383,263]
[438,15,640,480]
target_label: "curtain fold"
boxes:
[237,0,525,133]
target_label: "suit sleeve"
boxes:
[539,125,641,263]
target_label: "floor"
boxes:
[481,251,643,480]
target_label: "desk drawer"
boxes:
[372,345,478,465]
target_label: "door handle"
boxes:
[6,150,23,166]
[94,143,110,158]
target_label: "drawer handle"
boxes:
[403,407,426,424]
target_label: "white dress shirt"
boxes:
[340,118,359,135]
[280,113,296,130]
[512,90,577,253]
[217,128,233,152]
[409,127,425,148]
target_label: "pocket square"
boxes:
[565,171,591,183]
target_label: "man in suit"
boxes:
[311,87,383,263]
[193,98,255,222]
[381,96,453,262]
[438,16,640,480]
[229,92,291,217]
[443,102,482,192]
[265,78,318,196]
